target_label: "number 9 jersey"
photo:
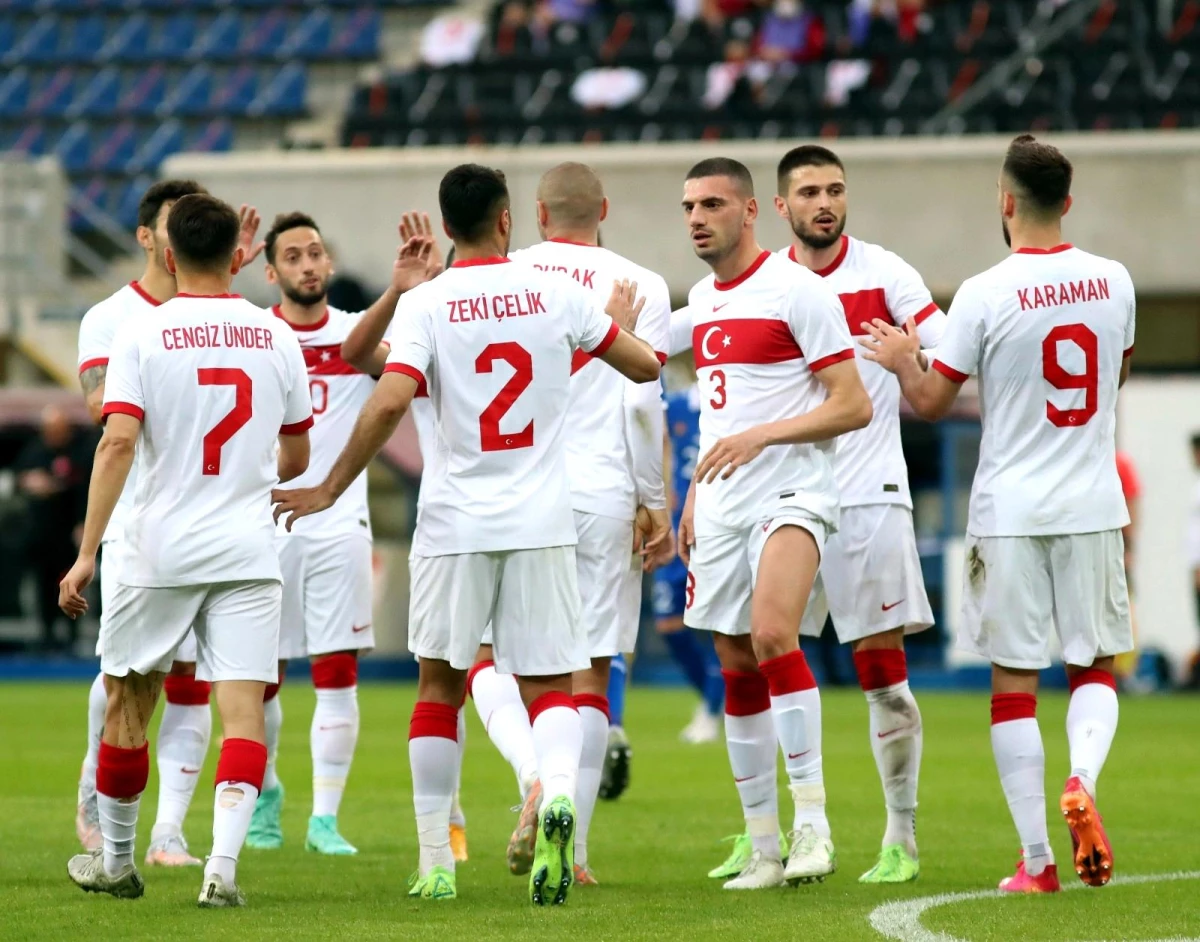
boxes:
[931,243,1135,537]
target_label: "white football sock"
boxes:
[80,673,106,799]
[98,793,140,876]
[572,699,609,869]
[1066,677,1119,799]
[206,782,259,885]
[151,701,211,842]
[992,709,1053,875]
[311,686,359,818]
[262,693,283,792]
[865,681,922,855]
[725,710,780,860]
[409,702,459,875]
[471,664,539,798]
[529,696,582,810]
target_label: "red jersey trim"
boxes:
[280,415,314,435]
[102,401,144,422]
[714,250,771,292]
[932,360,968,383]
[1122,345,1134,358]
[1014,243,1073,255]
[654,350,668,365]
[913,302,940,325]
[812,236,850,278]
[79,357,109,375]
[128,280,162,306]
[175,292,242,299]
[451,256,511,268]
[273,304,329,332]
[809,348,855,373]
[547,238,597,247]
[383,362,426,385]
[839,288,892,337]
[587,320,621,357]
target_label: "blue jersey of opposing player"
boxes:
[654,384,700,622]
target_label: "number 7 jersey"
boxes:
[385,256,619,557]
[932,243,1135,537]
[102,295,313,587]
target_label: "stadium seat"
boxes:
[188,118,235,154]
[65,64,121,119]
[190,10,242,62]
[53,121,93,174]
[126,118,184,174]
[151,13,200,62]
[250,61,307,116]
[211,65,260,117]
[62,14,106,64]
[240,9,291,59]
[119,63,168,117]
[0,67,31,119]
[90,119,139,172]
[160,64,214,118]
[98,13,151,64]
[3,15,59,67]
[330,9,382,59]
[279,8,334,59]
[28,67,77,118]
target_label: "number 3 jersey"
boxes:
[932,244,1135,537]
[102,295,313,587]
[385,256,619,557]
[687,250,855,534]
[271,305,377,539]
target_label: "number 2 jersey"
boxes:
[687,250,855,533]
[271,305,376,540]
[385,257,620,557]
[102,295,313,586]
[932,243,1135,537]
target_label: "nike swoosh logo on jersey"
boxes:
[352,624,371,633]
[787,750,810,760]
[881,599,905,612]
[713,302,729,312]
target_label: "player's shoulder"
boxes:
[847,236,924,282]
[1070,248,1134,290]
[81,283,142,329]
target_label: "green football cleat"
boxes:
[707,831,790,879]
[245,782,284,850]
[859,843,919,884]
[529,795,575,906]
[305,815,358,855]
[407,866,456,900]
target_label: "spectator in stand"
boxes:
[539,0,600,26]
[15,406,94,652]
[754,0,825,63]
[846,0,927,47]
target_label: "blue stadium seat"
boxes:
[190,10,242,62]
[126,119,184,174]
[5,121,46,157]
[63,14,107,64]
[28,68,76,118]
[116,175,155,229]
[0,18,15,61]
[0,67,31,119]
[98,13,150,64]
[280,8,333,58]
[160,64,214,117]
[151,12,198,61]
[212,65,259,116]
[119,63,167,116]
[189,118,235,154]
[331,10,381,60]
[65,64,120,119]
[240,9,291,58]
[90,120,139,172]
[3,15,59,67]
[250,61,307,116]
[54,122,93,174]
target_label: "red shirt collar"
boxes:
[176,292,241,299]
[547,238,597,247]
[714,250,771,292]
[1014,243,1074,255]
[272,304,328,331]
[129,280,163,306]
[810,235,849,277]
[451,256,511,268]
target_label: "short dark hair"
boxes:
[776,145,844,194]
[439,164,509,243]
[166,194,240,272]
[685,157,754,197]
[137,179,207,231]
[265,211,321,265]
[1191,431,1200,450]
[1002,134,1073,215]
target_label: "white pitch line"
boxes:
[867,869,1200,942]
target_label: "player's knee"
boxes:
[749,619,799,661]
[852,628,906,653]
[416,660,467,706]
[311,651,358,689]
[169,660,197,677]
[990,663,1039,695]
[215,681,270,739]
[712,633,757,672]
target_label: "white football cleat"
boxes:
[198,873,245,908]
[679,705,721,744]
[783,824,837,885]
[145,834,202,867]
[68,849,145,899]
[722,850,786,890]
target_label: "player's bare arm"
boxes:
[58,413,140,618]
[341,233,440,375]
[695,358,871,484]
[79,364,107,425]
[272,372,418,530]
[859,316,961,421]
[277,430,311,484]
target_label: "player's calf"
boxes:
[247,674,286,850]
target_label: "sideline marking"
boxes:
[867,869,1200,942]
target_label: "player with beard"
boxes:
[774,145,947,884]
[75,180,265,867]
[243,212,439,856]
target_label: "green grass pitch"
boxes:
[4,682,1199,941]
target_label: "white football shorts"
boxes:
[574,511,641,658]
[800,504,934,644]
[683,513,828,636]
[409,546,588,677]
[277,531,374,659]
[99,538,199,663]
[957,530,1132,670]
[100,580,282,683]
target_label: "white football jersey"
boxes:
[77,281,162,542]
[780,236,946,508]
[510,239,670,521]
[102,294,313,586]
[271,305,375,539]
[688,250,854,533]
[385,257,619,556]
[932,244,1135,537]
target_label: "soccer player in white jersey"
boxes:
[677,157,872,890]
[60,194,313,907]
[861,135,1134,894]
[273,164,660,906]
[775,144,946,884]
[74,180,265,866]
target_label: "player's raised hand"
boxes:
[272,485,335,531]
[398,213,444,276]
[58,556,95,619]
[392,236,437,294]
[695,427,770,484]
[858,316,920,374]
[237,204,267,266]
[605,279,645,333]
